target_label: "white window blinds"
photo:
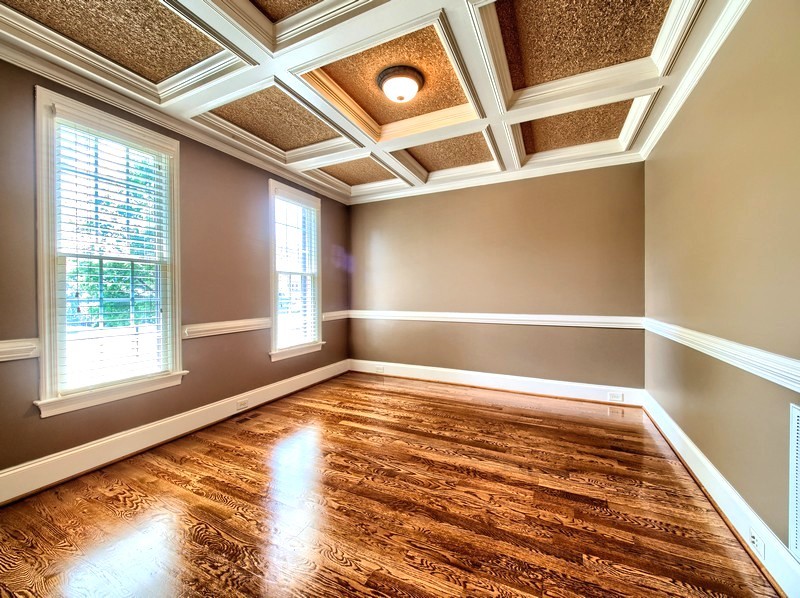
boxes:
[53,119,175,393]
[271,188,321,354]
[35,87,184,416]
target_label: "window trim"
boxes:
[268,179,323,362]
[34,87,186,418]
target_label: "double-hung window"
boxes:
[269,180,322,361]
[36,88,184,417]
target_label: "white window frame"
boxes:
[35,87,186,418]
[268,179,323,362]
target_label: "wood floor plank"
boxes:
[0,372,779,597]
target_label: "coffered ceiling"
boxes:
[0,0,750,204]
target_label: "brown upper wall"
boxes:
[0,58,350,339]
[645,0,800,359]
[0,59,349,470]
[644,0,800,546]
[351,164,644,315]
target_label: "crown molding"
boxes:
[638,0,752,159]
[467,0,514,113]
[507,60,663,125]
[0,0,749,205]
[161,0,262,65]
[157,51,245,105]
[301,69,382,141]
[619,93,657,150]
[0,4,159,103]
[275,0,390,51]
[379,104,479,146]
[651,0,705,75]
[289,139,367,171]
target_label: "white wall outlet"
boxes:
[608,392,624,403]
[749,528,765,559]
[375,366,385,374]
[235,399,249,412]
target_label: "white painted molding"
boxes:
[0,360,349,505]
[349,359,648,405]
[507,58,662,124]
[274,0,388,50]
[0,3,159,103]
[0,339,40,362]
[35,371,189,418]
[269,341,325,362]
[347,310,644,329]
[183,318,272,339]
[642,391,800,596]
[0,0,744,205]
[650,0,705,75]
[322,310,350,321]
[645,318,800,394]
[639,0,752,158]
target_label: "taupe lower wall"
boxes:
[352,320,643,387]
[350,164,645,387]
[0,60,349,471]
[645,0,800,545]
[646,333,795,541]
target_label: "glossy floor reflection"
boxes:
[0,372,778,596]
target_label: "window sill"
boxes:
[34,370,189,418]
[269,341,325,362]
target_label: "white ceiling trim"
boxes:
[0,0,753,205]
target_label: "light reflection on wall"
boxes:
[266,426,322,586]
[63,512,177,596]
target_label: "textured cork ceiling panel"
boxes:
[521,100,633,154]
[3,0,221,83]
[495,0,671,89]
[211,86,340,151]
[405,133,493,172]
[321,158,395,186]
[248,0,321,22]
[318,25,468,126]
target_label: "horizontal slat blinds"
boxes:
[54,119,174,393]
[274,197,319,351]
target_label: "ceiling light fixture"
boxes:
[377,66,424,103]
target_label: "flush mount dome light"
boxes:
[377,65,424,103]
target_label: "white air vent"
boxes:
[791,404,800,560]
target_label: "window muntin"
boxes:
[270,182,321,358]
[37,87,183,411]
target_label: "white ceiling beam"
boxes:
[0,0,751,204]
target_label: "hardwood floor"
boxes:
[0,372,778,597]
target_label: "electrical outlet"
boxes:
[749,528,765,559]
[235,399,249,412]
[608,392,624,403]
[375,366,385,374]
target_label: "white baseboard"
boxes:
[642,391,800,597]
[349,359,649,405]
[0,360,349,505]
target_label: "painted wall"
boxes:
[644,0,800,543]
[0,60,350,470]
[350,164,645,387]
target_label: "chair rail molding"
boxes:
[644,318,800,394]
[0,338,40,362]
[347,310,644,329]
[183,317,272,339]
